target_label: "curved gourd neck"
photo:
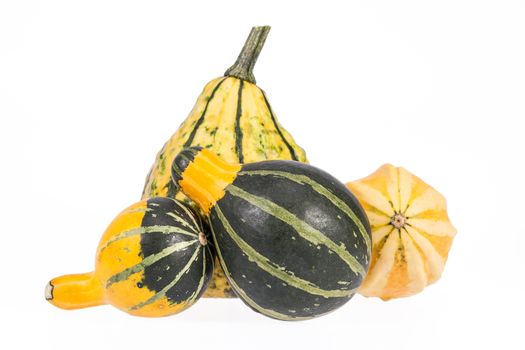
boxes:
[224,26,270,84]
[46,272,105,310]
[172,148,241,215]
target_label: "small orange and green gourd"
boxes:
[346,164,457,300]
[46,197,213,317]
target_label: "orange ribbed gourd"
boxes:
[347,164,457,300]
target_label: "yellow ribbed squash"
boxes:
[141,26,307,298]
[347,164,457,300]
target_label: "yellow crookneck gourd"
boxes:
[46,197,213,316]
[347,164,457,300]
[142,26,308,298]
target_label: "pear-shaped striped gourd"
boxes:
[347,164,457,300]
[46,197,213,317]
[142,26,307,202]
[171,147,371,320]
[142,26,307,298]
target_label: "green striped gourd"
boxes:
[46,197,213,317]
[171,147,371,320]
[142,26,308,298]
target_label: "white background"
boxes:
[1,1,524,349]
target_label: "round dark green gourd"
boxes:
[171,147,372,321]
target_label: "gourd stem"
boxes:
[46,272,105,310]
[173,148,241,215]
[224,26,271,84]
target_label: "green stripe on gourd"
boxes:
[215,205,357,297]
[209,215,304,321]
[129,245,203,311]
[261,91,299,161]
[99,225,198,253]
[226,185,367,277]
[186,249,210,305]
[165,212,199,233]
[106,239,198,287]
[234,80,245,163]
[238,170,372,253]
[171,199,201,228]
[183,78,228,148]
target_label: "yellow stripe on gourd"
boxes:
[409,218,457,237]
[359,232,398,295]
[239,82,290,160]
[372,226,394,247]
[405,226,445,282]
[411,227,454,259]
[367,211,392,228]
[380,234,412,299]
[399,230,427,294]
[405,187,447,216]
[398,166,414,212]
[190,78,241,163]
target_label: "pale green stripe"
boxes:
[209,219,301,321]
[99,225,198,253]
[166,212,198,234]
[171,199,200,230]
[129,245,202,311]
[123,207,152,214]
[238,170,371,254]
[186,247,207,305]
[215,205,356,298]
[227,185,366,277]
[105,239,198,287]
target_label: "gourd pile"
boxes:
[46,26,457,320]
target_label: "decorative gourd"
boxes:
[346,164,457,300]
[46,197,213,317]
[142,26,307,298]
[171,147,371,320]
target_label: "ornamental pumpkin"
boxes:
[142,26,308,298]
[346,164,457,300]
[171,147,371,320]
[46,197,213,317]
